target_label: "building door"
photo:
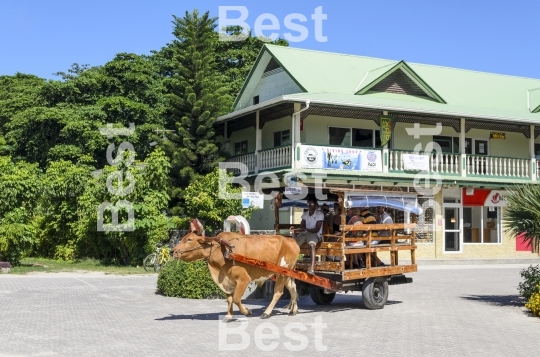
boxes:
[444,204,462,253]
[471,139,489,174]
[474,140,488,156]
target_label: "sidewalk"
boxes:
[402,257,540,265]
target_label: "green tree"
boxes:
[0,156,42,264]
[162,10,232,213]
[0,74,45,131]
[184,167,256,232]
[505,184,540,253]
[34,158,94,260]
[74,148,174,265]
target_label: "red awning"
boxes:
[462,188,491,206]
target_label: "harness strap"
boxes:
[214,237,235,249]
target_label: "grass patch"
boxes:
[8,258,153,275]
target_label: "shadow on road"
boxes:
[461,294,525,307]
[155,294,402,321]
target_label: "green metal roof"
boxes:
[233,45,540,123]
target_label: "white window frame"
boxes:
[234,140,248,156]
[273,129,291,147]
[328,126,386,148]
[433,135,489,155]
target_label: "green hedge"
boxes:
[157,259,225,299]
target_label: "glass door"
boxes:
[474,140,488,156]
[471,139,488,174]
[444,204,462,252]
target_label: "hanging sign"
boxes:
[241,192,264,209]
[403,154,430,171]
[380,116,396,147]
[490,132,505,139]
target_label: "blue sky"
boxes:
[1,0,539,80]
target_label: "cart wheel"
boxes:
[310,287,336,305]
[361,277,388,310]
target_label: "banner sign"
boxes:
[403,154,430,171]
[284,187,303,196]
[299,145,382,172]
[241,192,264,209]
[484,190,507,207]
[380,116,396,147]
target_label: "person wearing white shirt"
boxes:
[377,206,393,245]
[291,197,324,275]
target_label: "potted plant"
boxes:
[0,261,11,273]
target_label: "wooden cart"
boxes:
[223,188,418,310]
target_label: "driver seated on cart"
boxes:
[290,196,324,275]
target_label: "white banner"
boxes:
[298,145,382,172]
[484,190,507,207]
[284,187,303,195]
[403,154,430,171]
[241,192,264,209]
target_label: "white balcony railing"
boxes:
[225,146,535,181]
[430,153,460,174]
[467,155,530,178]
[259,146,291,171]
[389,151,533,179]
[389,151,460,174]
[228,152,256,172]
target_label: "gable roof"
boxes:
[226,45,540,123]
[354,61,446,103]
[530,88,540,113]
[232,47,306,110]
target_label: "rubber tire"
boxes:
[143,253,156,273]
[362,277,389,310]
[310,287,336,305]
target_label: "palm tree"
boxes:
[505,184,540,254]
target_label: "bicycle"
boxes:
[143,244,171,273]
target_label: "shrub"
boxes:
[525,291,540,317]
[0,261,11,269]
[518,265,540,300]
[157,259,225,299]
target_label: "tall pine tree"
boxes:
[163,10,231,213]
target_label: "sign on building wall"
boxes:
[484,190,507,207]
[299,145,382,172]
[490,132,506,139]
[403,154,430,171]
[241,192,264,209]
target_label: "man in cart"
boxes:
[291,196,324,275]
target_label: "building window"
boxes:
[253,95,260,105]
[273,129,291,147]
[234,140,248,155]
[434,136,472,154]
[462,206,500,244]
[329,127,387,148]
[329,127,351,146]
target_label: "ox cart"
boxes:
[222,188,418,310]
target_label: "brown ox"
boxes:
[172,220,300,321]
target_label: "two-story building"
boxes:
[215,44,540,260]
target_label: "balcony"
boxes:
[225,144,537,182]
[227,145,291,173]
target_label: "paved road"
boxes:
[0,265,538,357]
